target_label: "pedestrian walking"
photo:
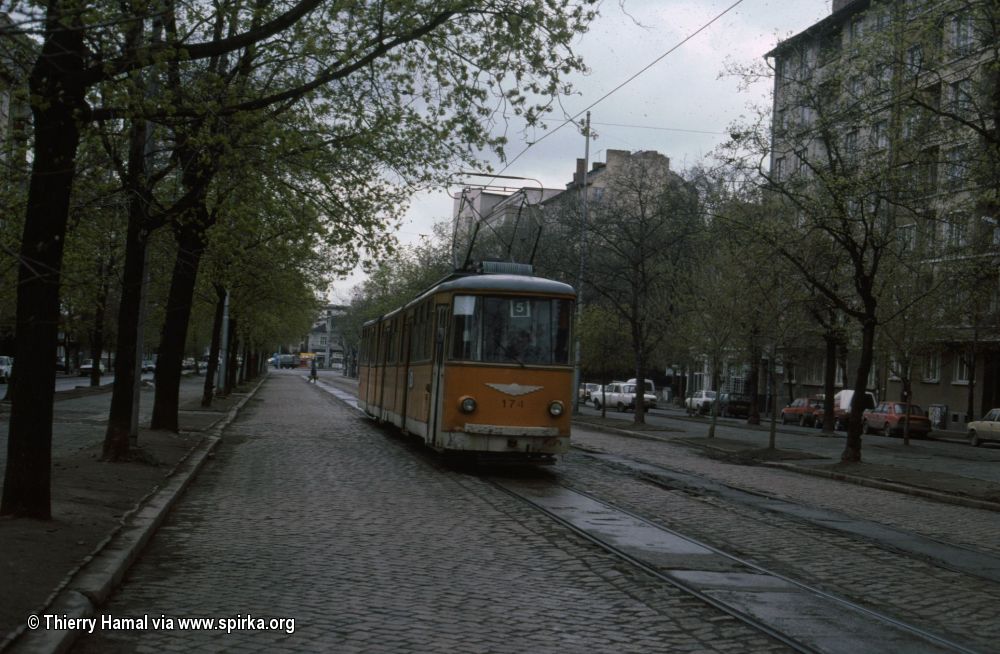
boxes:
[309,357,318,383]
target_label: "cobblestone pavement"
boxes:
[557,428,1000,651]
[73,371,790,653]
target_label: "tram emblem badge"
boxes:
[486,382,543,397]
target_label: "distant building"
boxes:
[304,304,347,370]
[452,185,562,268]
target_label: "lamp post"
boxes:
[572,111,591,415]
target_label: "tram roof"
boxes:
[363,272,576,327]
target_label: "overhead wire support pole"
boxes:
[573,111,591,415]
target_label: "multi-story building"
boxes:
[766,0,999,428]
[452,185,562,268]
[303,304,347,370]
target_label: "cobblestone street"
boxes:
[72,372,788,653]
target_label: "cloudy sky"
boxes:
[331,0,833,299]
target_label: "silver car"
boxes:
[968,408,1000,447]
[0,355,12,383]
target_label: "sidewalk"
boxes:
[0,373,264,652]
[572,411,1000,511]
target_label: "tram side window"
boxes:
[451,295,481,360]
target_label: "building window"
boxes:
[950,78,974,117]
[897,223,916,252]
[873,120,889,149]
[875,64,892,91]
[774,156,786,181]
[922,352,940,382]
[794,149,809,177]
[951,13,975,56]
[953,355,970,384]
[906,0,929,20]
[943,213,969,249]
[843,130,859,160]
[847,76,863,100]
[906,45,923,76]
[944,146,968,189]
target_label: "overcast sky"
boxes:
[330,0,833,300]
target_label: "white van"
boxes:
[824,389,876,430]
[626,378,656,396]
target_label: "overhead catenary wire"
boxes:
[491,0,749,180]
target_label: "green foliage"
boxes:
[340,221,454,351]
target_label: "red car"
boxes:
[781,396,824,426]
[862,402,932,438]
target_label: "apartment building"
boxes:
[766,0,999,428]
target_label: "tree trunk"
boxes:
[88,271,109,388]
[747,339,761,425]
[841,319,876,463]
[201,284,226,407]
[151,219,207,431]
[104,113,159,459]
[225,319,239,394]
[821,332,838,433]
[1,14,87,517]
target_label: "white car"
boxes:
[0,355,12,383]
[968,408,1000,447]
[593,382,656,412]
[79,359,105,376]
[685,390,717,414]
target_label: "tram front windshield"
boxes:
[451,295,572,365]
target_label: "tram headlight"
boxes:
[459,396,477,413]
[549,401,564,417]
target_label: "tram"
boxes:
[358,262,576,461]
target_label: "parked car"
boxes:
[626,378,656,396]
[814,389,876,430]
[862,402,931,438]
[781,396,824,426]
[141,359,156,373]
[719,392,752,418]
[685,390,717,415]
[594,382,656,412]
[0,356,12,383]
[78,359,104,376]
[578,382,601,403]
[968,408,1000,447]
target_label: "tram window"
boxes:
[451,295,481,360]
[450,295,572,365]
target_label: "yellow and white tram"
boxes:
[358,264,575,461]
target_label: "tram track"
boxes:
[318,378,991,653]
[485,475,981,654]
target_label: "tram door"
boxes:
[429,304,449,447]
[377,321,391,420]
[398,317,412,431]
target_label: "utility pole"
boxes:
[572,111,591,415]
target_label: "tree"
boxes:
[3,0,599,517]
[341,222,454,355]
[721,10,956,461]
[577,153,700,425]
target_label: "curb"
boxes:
[571,418,1000,513]
[761,460,1000,513]
[2,374,268,654]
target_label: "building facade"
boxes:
[766,0,999,428]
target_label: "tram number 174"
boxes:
[502,399,525,409]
